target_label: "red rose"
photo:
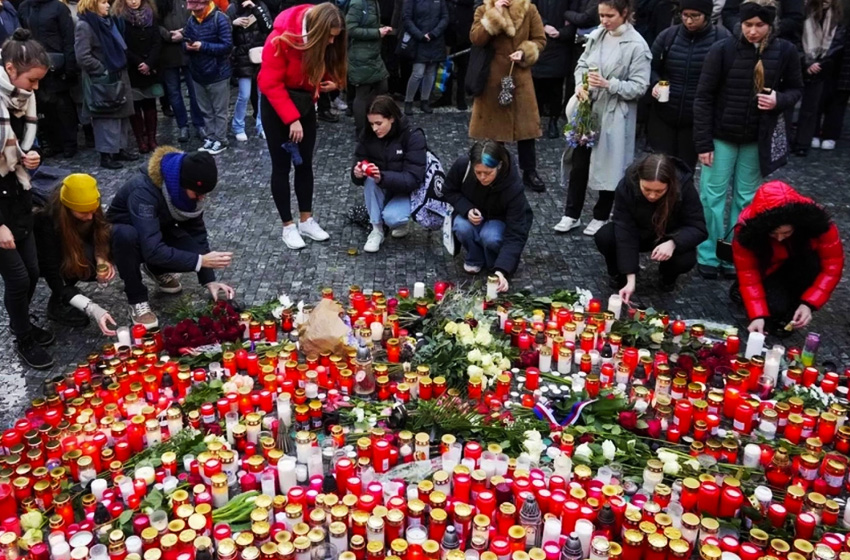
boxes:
[646,418,662,439]
[619,411,638,431]
[676,354,695,373]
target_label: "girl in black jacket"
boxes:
[228,0,272,141]
[0,31,54,369]
[352,95,427,253]
[647,0,729,168]
[402,0,448,115]
[113,0,163,153]
[692,0,802,279]
[793,0,844,154]
[443,140,534,293]
[531,0,573,138]
[594,153,708,303]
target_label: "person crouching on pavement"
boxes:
[107,146,235,328]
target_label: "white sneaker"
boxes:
[207,141,227,155]
[583,219,607,236]
[298,217,330,241]
[282,225,306,250]
[821,139,836,150]
[333,97,348,111]
[199,138,214,152]
[364,229,384,253]
[129,302,159,329]
[463,263,481,274]
[811,137,821,149]
[235,132,248,142]
[391,222,410,238]
[553,216,582,233]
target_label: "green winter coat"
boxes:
[346,0,389,86]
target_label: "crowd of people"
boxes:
[0,0,845,370]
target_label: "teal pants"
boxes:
[697,139,762,267]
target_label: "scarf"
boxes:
[802,5,837,62]
[80,11,128,72]
[193,2,214,22]
[160,152,205,221]
[0,66,37,190]
[125,4,154,28]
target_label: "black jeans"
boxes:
[647,109,697,170]
[516,139,537,172]
[0,233,39,336]
[594,222,697,282]
[819,90,849,141]
[760,251,821,324]
[37,89,78,152]
[795,76,826,149]
[533,77,565,118]
[112,223,207,305]
[353,79,388,137]
[565,146,615,220]
[261,95,317,224]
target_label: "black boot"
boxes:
[420,100,433,114]
[100,153,122,169]
[15,335,54,369]
[29,320,55,346]
[404,102,414,116]
[116,149,140,162]
[47,297,90,327]
[83,124,96,148]
[522,169,546,192]
[547,117,560,139]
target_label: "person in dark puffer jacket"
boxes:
[227,0,272,141]
[401,0,448,115]
[732,180,843,335]
[531,0,573,139]
[183,0,232,153]
[693,0,802,280]
[351,95,427,253]
[647,0,729,168]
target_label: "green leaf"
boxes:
[636,420,649,430]
[611,425,622,435]
[118,510,134,526]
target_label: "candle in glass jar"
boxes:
[413,282,426,299]
[745,332,765,359]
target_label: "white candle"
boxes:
[538,348,552,373]
[743,444,761,468]
[763,345,783,383]
[575,519,593,558]
[497,309,508,330]
[413,282,426,298]
[541,517,561,547]
[745,332,765,359]
[261,469,277,499]
[574,349,585,365]
[607,295,622,319]
[116,326,132,348]
[558,352,572,374]
[135,466,156,485]
[51,542,71,560]
[90,479,107,501]
[278,456,297,493]
[370,322,384,342]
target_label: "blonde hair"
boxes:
[742,0,778,92]
[77,0,102,14]
[273,3,347,89]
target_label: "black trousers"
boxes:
[0,232,39,336]
[565,146,615,220]
[795,77,826,149]
[751,251,821,324]
[819,90,849,141]
[37,89,78,152]
[647,108,697,170]
[594,222,697,282]
[353,79,388,138]
[533,76,565,118]
[516,139,537,172]
[261,95,317,223]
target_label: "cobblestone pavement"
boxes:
[0,104,848,427]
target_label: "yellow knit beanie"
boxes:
[60,174,100,213]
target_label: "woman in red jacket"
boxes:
[732,181,844,335]
[258,3,347,250]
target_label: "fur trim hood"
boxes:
[147,145,182,188]
[736,181,832,250]
[480,0,530,38]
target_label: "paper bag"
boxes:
[298,299,351,357]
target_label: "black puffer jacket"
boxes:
[121,15,163,90]
[403,0,449,63]
[611,158,707,275]
[532,0,572,78]
[227,0,273,78]
[351,119,428,197]
[693,35,803,153]
[651,22,730,127]
[446,0,474,48]
[18,0,77,91]
[443,154,534,276]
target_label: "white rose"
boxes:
[662,461,681,476]
[467,365,484,377]
[467,349,483,363]
[222,381,237,394]
[499,358,511,370]
[684,458,701,471]
[475,330,493,346]
[460,334,475,346]
[481,354,494,368]
[574,443,593,461]
[649,318,665,328]
[458,323,473,337]
[601,440,617,461]
[650,332,665,344]
[657,449,679,464]
[444,322,459,335]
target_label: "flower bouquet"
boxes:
[561,73,600,178]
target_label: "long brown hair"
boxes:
[46,188,112,280]
[631,153,680,240]
[111,0,158,19]
[274,3,347,89]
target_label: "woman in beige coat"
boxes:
[468,0,547,192]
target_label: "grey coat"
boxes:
[157,0,191,68]
[75,18,135,120]
[573,23,650,191]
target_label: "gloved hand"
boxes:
[70,294,117,336]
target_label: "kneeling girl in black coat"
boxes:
[352,95,427,254]
[594,152,708,303]
[443,140,534,293]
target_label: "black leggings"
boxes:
[594,222,697,282]
[533,77,565,118]
[0,232,38,337]
[565,146,615,220]
[262,95,317,224]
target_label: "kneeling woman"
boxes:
[732,181,844,334]
[34,174,117,335]
[594,153,708,304]
[443,141,533,293]
[352,95,426,253]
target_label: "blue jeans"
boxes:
[161,66,205,130]
[363,177,411,228]
[232,77,263,135]
[453,216,506,269]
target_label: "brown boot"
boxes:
[129,113,149,154]
[144,107,158,150]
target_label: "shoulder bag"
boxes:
[85,71,127,113]
[464,44,493,97]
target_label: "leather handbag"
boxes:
[716,225,736,263]
[85,71,127,113]
[286,88,316,118]
[464,44,493,97]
